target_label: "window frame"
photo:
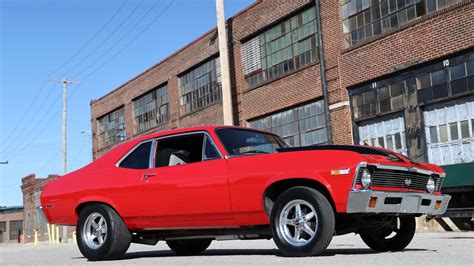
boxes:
[241,6,319,90]
[132,84,169,135]
[152,131,223,168]
[115,131,223,169]
[115,139,155,169]
[178,58,222,115]
[97,106,126,149]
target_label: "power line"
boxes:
[1,1,128,149]
[81,0,176,80]
[4,84,82,159]
[0,80,49,147]
[48,0,129,76]
[72,0,162,79]
[60,0,145,77]
[0,83,61,154]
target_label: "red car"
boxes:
[41,126,450,260]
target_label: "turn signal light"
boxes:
[435,200,442,210]
[369,197,378,208]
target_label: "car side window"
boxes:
[203,135,219,161]
[119,141,152,169]
[155,134,205,168]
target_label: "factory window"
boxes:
[249,100,328,147]
[416,59,474,104]
[351,80,406,120]
[98,107,126,148]
[133,84,169,135]
[341,0,463,48]
[9,220,22,241]
[242,6,319,89]
[179,57,221,114]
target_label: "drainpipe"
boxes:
[314,0,333,144]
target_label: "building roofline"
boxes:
[91,0,262,106]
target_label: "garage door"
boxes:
[424,97,474,166]
[358,114,407,155]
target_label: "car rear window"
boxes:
[119,141,152,169]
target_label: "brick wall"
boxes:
[90,0,473,158]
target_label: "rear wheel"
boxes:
[166,239,213,255]
[77,204,131,261]
[270,186,335,257]
[359,216,416,252]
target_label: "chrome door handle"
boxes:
[142,173,156,182]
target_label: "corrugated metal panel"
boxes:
[424,97,474,165]
[358,115,407,155]
[242,36,261,75]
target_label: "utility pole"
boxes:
[48,77,83,243]
[215,0,234,125]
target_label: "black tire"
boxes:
[360,216,416,252]
[166,239,213,255]
[76,204,131,261]
[270,186,335,257]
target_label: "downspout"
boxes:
[314,0,333,144]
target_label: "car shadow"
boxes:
[72,247,433,261]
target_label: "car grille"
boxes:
[355,167,443,192]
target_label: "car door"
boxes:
[111,140,154,221]
[139,132,233,226]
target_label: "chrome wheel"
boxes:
[278,199,318,247]
[83,212,108,249]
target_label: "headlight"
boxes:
[427,176,436,193]
[361,168,372,189]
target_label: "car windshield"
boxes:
[216,128,289,156]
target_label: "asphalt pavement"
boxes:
[1,232,473,265]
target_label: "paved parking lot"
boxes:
[1,232,473,265]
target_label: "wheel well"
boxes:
[262,178,336,218]
[75,201,118,218]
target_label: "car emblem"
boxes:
[404,179,412,187]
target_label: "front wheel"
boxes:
[270,186,335,257]
[359,216,416,252]
[76,204,131,261]
[166,239,213,255]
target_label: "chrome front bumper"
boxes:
[347,190,451,215]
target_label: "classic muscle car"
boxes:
[41,126,451,260]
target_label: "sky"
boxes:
[0,0,255,206]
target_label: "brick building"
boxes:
[0,206,23,243]
[90,0,473,208]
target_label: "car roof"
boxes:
[127,125,270,144]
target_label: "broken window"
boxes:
[178,58,221,114]
[249,100,328,147]
[242,6,318,89]
[341,0,461,48]
[133,84,169,135]
[98,107,126,148]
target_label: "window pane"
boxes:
[204,137,220,160]
[386,135,394,150]
[416,74,430,89]
[119,142,152,169]
[450,122,459,140]
[429,126,438,143]
[466,60,474,76]
[460,120,469,139]
[378,136,385,148]
[439,124,448,142]
[155,134,204,167]
[394,132,402,149]
[431,69,446,86]
[450,63,466,80]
